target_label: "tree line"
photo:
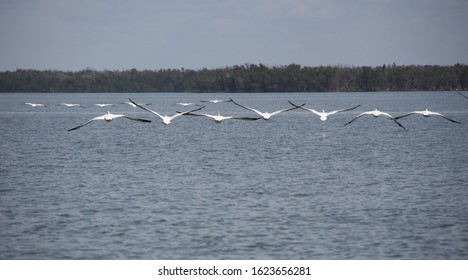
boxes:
[0,63,467,93]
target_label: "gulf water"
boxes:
[1,92,467,259]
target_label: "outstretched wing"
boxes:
[329,104,361,115]
[457,91,468,100]
[171,106,205,119]
[230,98,265,116]
[68,117,100,131]
[269,108,297,116]
[129,98,164,119]
[288,101,321,115]
[231,116,261,121]
[269,103,305,116]
[122,116,152,123]
[394,112,417,120]
[180,112,211,118]
[436,113,461,124]
[344,112,368,126]
[388,117,407,130]
[378,112,407,130]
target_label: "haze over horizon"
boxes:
[1,0,467,71]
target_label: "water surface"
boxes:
[0,92,467,259]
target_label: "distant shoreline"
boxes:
[1,63,467,93]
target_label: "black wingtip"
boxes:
[456,91,468,100]
[287,100,304,108]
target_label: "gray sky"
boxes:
[1,0,467,71]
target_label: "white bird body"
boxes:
[175,102,197,107]
[25,102,46,107]
[129,99,204,125]
[395,109,460,123]
[200,99,230,104]
[185,112,260,123]
[345,109,406,129]
[94,103,115,108]
[59,103,84,108]
[68,111,151,131]
[289,101,360,121]
[230,98,303,120]
[203,113,233,123]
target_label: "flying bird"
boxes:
[129,98,204,125]
[68,111,151,131]
[25,102,46,107]
[345,109,406,130]
[288,101,360,121]
[200,99,231,104]
[58,103,85,108]
[174,102,197,107]
[230,98,304,120]
[94,103,115,108]
[182,112,260,123]
[395,109,460,124]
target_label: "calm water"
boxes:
[0,92,467,259]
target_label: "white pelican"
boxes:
[94,103,115,108]
[129,98,204,125]
[230,98,304,120]
[200,99,231,104]
[59,103,85,108]
[183,112,260,123]
[345,109,406,130]
[68,111,151,131]
[395,109,460,124]
[25,102,46,107]
[174,102,197,107]
[288,101,360,121]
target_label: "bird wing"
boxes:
[68,117,99,131]
[344,112,369,126]
[390,118,407,130]
[457,91,468,100]
[269,103,305,116]
[200,113,217,119]
[379,112,407,130]
[301,107,322,116]
[394,112,417,119]
[180,112,215,119]
[230,98,265,115]
[129,99,164,119]
[287,101,321,115]
[171,106,205,119]
[329,104,362,115]
[231,116,261,121]
[437,113,461,124]
[122,116,152,123]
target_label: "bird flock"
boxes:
[23,95,463,131]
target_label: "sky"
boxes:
[1,0,467,71]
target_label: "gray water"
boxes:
[1,92,467,259]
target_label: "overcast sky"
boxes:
[1,0,467,71]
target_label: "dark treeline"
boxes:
[1,63,467,93]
